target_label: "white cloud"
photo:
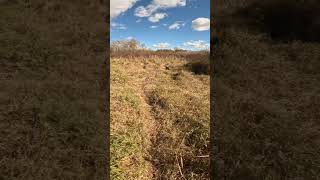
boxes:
[153,0,186,8]
[148,13,167,23]
[134,0,186,19]
[168,21,185,30]
[111,0,138,18]
[153,42,171,49]
[192,18,210,31]
[134,4,158,17]
[183,40,210,50]
[136,19,142,23]
[150,25,158,28]
[111,22,127,30]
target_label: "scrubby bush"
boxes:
[186,60,210,75]
[236,0,320,42]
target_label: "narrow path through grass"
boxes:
[111,56,209,179]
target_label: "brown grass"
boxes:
[111,55,210,179]
[111,49,209,59]
[212,0,320,179]
[0,1,107,179]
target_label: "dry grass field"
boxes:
[212,0,320,179]
[0,1,107,179]
[2,0,319,179]
[110,52,210,179]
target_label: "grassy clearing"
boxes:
[212,0,320,179]
[111,55,210,179]
[0,1,107,179]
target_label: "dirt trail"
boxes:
[139,59,179,178]
[124,58,188,178]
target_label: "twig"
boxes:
[196,155,209,158]
[176,155,186,180]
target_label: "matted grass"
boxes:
[111,55,210,179]
[212,0,320,178]
[0,1,107,179]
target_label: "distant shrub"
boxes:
[174,48,188,52]
[111,39,211,58]
[236,0,320,42]
[156,49,173,52]
[187,60,210,74]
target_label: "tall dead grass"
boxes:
[146,71,210,179]
[212,0,320,179]
[0,1,107,179]
[111,55,210,179]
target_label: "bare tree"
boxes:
[111,39,146,53]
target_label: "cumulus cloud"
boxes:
[183,40,209,50]
[153,0,186,8]
[153,42,171,49]
[150,25,158,28]
[192,18,210,31]
[111,0,138,19]
[134,0,186,22]
[168,21,185,30]
[148,13,167,23]
[134,4,158,17]
[111,22,127,30]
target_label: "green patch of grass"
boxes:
[120,92,141,108]
[111,126,145,180]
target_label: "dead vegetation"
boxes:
[212,0,320,179]
[111,54,210,179]
[235,0,320,42]
[0,0,107,179]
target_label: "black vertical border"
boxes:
[210,0,217,179]
[105,0,110,179]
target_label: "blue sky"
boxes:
[110,0,210,50]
